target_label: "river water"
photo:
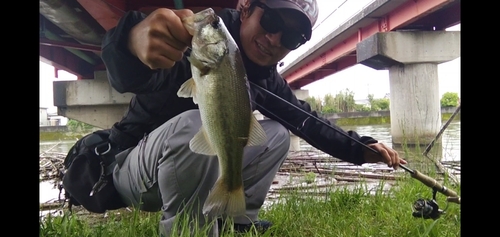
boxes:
[39,121,460,205]
[340,121,461,162]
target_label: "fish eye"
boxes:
[210,18,220,29]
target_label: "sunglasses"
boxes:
[252,1,308,50]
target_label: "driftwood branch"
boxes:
[313,161,322,175]
[39,141,63,156]
[40,152,66,182]
[422,104,461,185]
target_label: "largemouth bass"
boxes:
[178,8,268,218]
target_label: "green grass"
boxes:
[39,175,461,237]
[39,131,84,141]
[262,178,460,237]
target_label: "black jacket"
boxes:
[100,8,377,165]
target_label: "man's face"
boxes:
[240,1,309,67]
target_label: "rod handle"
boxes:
[446,196,461,204]
[411,170,461,204]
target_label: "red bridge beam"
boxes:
[77,0,126,31]
[78,0,242,31]
[39,38,102,52]
[40,45,95,79]
[289,55,356,89]
[284,0,459,86]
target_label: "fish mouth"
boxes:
[193,8,217,23]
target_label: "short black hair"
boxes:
[238,0,259,14]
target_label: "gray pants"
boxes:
[113,110,290,236]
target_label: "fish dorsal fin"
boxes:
[177,78,198,104]
[246,114,267,147]
[189,126,217,156]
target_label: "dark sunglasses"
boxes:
[252,1,308,50]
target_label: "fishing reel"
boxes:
[412,188,446,220]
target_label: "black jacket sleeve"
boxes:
[258,72,377,165]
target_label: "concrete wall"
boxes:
[39,126,69,133]
[40,108,49,126]
[440,107,460,114]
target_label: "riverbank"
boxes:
[40,122,461,236]
[40,144,461,215]
[328,107,460,126]
[39,128,99,141]
[40,165,461,237]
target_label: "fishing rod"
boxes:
[248,81,460,218]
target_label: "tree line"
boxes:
[304,90,460,115]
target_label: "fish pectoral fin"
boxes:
[177,78,198,104]
[189,126,217,156]
[246,115,268,146]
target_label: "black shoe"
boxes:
[217,219,273,233]
[233,220,273,233]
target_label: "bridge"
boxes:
[40,0,461,147]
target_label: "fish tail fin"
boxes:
[203,177,246,217]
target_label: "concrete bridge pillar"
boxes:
[388,63,441,146]
[53,71,133,129]
[357,31,460,146]
[289,89,309,151]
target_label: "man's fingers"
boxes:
[149,8,193,50]
[386,145,406,169]
[144,54,176,70]
[366,143,407,170]
[371,144,390,165]
[156,39,186,62]
[141,38,184,69]
[370,143,400,168]
[381,146,393,167]
[387,145,400,168]
[169,9,194,47]
[387,145,397,166]
[173,9,194,19]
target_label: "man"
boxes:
[101,0,407,236]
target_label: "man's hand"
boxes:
[128,8,194,69]
[363,143,407,169]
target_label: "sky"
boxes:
[39,62,77,113]
[39,0,460,112]
[278,0,461,100]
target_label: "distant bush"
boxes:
[370,98,390,111]
[441,92,460,107]
[66,119,95,132]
